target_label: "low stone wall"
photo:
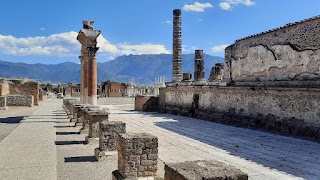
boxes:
[6,95,34,107]
[0,96,6,109]
[159,86,320,139]
[135,96,159,112]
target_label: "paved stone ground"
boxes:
[1,96,319,180]
[0,96,57,180]
[0,106,38,141]
[98,97,320,180]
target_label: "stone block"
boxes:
[164,160,248,180]
[0,96,7,110]
[135,96,159,112]
[88,109,109,138]
[117,133,158,179]
[99,121,126,151]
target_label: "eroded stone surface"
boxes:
[118,133,158,179]
[225,16,320,84]
[164,160,248,180]
[99,121,126,151]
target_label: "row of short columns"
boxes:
[62,98,248,180]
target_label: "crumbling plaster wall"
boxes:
[225,16,320,82]
[159,87,320,138]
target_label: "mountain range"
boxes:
[0,54,224,84]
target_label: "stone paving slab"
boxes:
[0,97,57,180]
[100,101,320,180]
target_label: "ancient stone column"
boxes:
[172,9,182,82]
[79,56,84,102]
[77,20,100,105]
[194,50,205,82]
[87,46,99,106]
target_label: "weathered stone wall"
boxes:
[9,80,39,106]
[159,86,320,139]
[135,96,159,112]
[6,95,34,107]
[225,16,320,86]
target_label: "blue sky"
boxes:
[0,0,319,64]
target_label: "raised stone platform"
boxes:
[164,160,248,180]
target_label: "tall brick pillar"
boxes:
[88,46,99,105]
[79,56,84,102]
[77,20,101,105]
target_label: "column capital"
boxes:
[87,46,100,58]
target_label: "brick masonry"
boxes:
[9,80,39,106]
[117,133,158,179]
[159,86,320,139]
[99,121,126,151]
[135,96,159,112]
[164,160,248,180]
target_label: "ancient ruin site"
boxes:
[0,1,320,180]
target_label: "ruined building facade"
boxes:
[158,15,320,139]
[224,16,320,87]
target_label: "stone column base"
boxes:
[88,95,97,106]
[94,148,117,161]
[85,136,99,144]
[79,128,89,134]
[112,170,155,180]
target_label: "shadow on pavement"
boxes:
[0,116,25,124]
[56,132,80,135]
[64,156,96,163]
[55,141,85,145]
[139,112,320,179]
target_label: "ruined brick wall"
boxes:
[159,86,320,139]
[9,80,39,106]
[106,82,126,97]
[225,16,320,85]
[135,96,159,112]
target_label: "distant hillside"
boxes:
[0,54,223,84]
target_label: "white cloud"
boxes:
[118,43,170,55]
[183,1,213,12]
[211,44,230,52]
[164,20,171,25]
[219,0,256,10]
[0,32,170,59]
[40,27,46,31]
[219,2,232,10]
